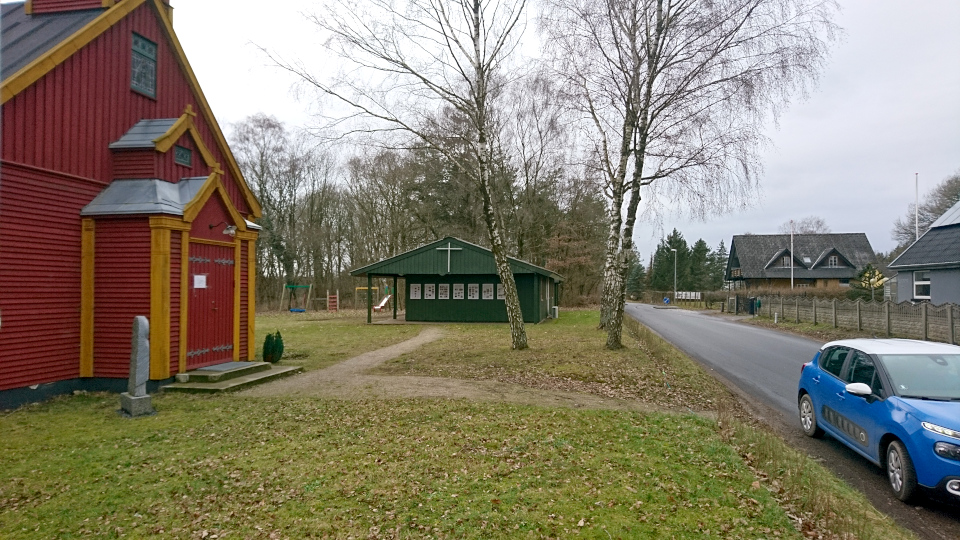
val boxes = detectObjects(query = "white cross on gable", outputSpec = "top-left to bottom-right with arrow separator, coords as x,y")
436,242 -> 462,273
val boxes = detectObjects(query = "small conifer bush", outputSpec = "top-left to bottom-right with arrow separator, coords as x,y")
263,331 -> 284,363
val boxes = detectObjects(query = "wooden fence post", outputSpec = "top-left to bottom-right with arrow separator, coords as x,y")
796,298 -> 800,324
949,305 -> 956,345
922,303 -> 928,341
885,301 -> 891,337
813,300 -> 818,326
780,296 -> 784,321
832,299 -> 838,328
856,300 -> 862,331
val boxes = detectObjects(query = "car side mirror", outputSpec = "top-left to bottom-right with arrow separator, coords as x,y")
846,382 -> 873,397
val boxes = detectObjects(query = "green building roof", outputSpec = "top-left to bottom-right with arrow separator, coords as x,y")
350,237 -> 563,282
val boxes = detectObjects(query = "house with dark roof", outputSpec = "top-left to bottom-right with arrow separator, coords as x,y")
350,237 -> 563,323
888,199 -> 960,304
725,233 -> 877,290
1,0 -> 262,407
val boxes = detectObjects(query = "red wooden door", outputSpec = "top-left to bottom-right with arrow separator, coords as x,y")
186,242 -> 235,370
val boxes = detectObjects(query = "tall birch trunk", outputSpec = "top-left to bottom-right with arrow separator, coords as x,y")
472,0 -> 527,350
597,109 -> 637,330
478,141 -> 528,350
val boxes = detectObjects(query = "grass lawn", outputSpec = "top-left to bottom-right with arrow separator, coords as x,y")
254,311 -> 420,370
0,310 -> 913,539
373,311 -> 725,412
740,315 -> 879,344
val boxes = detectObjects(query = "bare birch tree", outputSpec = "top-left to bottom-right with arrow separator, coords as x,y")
543,0 -> 838,348
273,0 -> 530,348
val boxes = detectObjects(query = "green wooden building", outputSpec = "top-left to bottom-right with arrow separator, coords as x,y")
350,237 -> 563,323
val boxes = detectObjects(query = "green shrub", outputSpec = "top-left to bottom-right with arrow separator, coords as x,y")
263,331 -> 284,363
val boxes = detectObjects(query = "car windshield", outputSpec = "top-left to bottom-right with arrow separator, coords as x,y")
878,354 -> 960,400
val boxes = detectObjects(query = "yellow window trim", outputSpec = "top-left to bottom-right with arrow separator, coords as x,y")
2,0 -> 262,219
153,105 -> 218,169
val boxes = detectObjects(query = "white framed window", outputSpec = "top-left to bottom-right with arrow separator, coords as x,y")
781,255 -> 792,267
913,271 -> 931,299
827,255 -> 838,268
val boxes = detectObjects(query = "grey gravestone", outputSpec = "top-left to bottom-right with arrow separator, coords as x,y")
120,316 -> 154,417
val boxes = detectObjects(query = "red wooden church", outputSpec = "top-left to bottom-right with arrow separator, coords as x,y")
0,0 -> 262,407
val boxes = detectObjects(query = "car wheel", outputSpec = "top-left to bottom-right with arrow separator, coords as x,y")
798,394 -> 823,438
886,440 -> 918,502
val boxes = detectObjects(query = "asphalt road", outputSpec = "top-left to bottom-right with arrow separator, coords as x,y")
624,303 -> 960,540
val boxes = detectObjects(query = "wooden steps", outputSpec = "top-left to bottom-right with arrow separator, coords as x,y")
162,362 -> 302,394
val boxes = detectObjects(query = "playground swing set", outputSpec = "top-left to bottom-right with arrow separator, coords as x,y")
278,283 -> 395,314
279,284 -> 312,313
280,285 -> 343,313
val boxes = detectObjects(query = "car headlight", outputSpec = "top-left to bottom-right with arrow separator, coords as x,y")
922,422 -> 960,441
934,442 -> 960,462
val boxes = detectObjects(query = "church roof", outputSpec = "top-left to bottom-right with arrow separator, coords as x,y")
80,177 -> 207,216
350,237 -> 563,282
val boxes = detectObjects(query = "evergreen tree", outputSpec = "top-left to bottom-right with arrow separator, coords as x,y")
649,229 -> 690,292
625,250 -> 646,299
709,240 -> 729,290
688,239 -> 710,291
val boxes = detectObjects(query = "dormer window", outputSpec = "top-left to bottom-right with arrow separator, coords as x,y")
827,255 -> 838,268
131,33 -> 157,98
781,255 -> 792,267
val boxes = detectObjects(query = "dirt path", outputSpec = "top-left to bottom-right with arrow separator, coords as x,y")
241,326 -> 669,414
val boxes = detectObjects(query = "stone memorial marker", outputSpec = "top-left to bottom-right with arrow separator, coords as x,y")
120,316 -> 154,417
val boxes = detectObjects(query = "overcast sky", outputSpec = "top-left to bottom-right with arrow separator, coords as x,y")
170,0 -> 960,260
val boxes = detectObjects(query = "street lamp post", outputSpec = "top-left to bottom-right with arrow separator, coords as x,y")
671,248 -> 677,302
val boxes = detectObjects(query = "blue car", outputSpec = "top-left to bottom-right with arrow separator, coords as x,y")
797,339 -> 960,502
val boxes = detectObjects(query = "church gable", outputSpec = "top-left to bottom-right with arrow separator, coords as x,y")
1,0 -> 260,218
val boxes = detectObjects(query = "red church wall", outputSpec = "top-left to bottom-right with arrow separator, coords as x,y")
170,231 -> 182,373
91,218 -> 151,378
111,135 -> 210,181
190,193 -> 236,242
0,2 -> 258,398
240,241 -> 249,359
112,150 -> 155,179
0,162 -> 107,391
1,2 -> 250,215
161,134 -> 209,181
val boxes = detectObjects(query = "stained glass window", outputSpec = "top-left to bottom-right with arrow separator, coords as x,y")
132,34 -> 157,97
174,145 -> 192,166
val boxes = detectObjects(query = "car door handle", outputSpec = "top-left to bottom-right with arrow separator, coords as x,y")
812,376 -> 821,384
836,392 -> 845,401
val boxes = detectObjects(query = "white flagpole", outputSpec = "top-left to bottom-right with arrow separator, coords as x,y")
790,220 -> 794,290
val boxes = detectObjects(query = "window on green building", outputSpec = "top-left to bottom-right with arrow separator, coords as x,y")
131,33 -> 157,97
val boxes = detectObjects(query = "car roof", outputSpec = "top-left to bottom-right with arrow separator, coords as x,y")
821,338 -> 960,355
